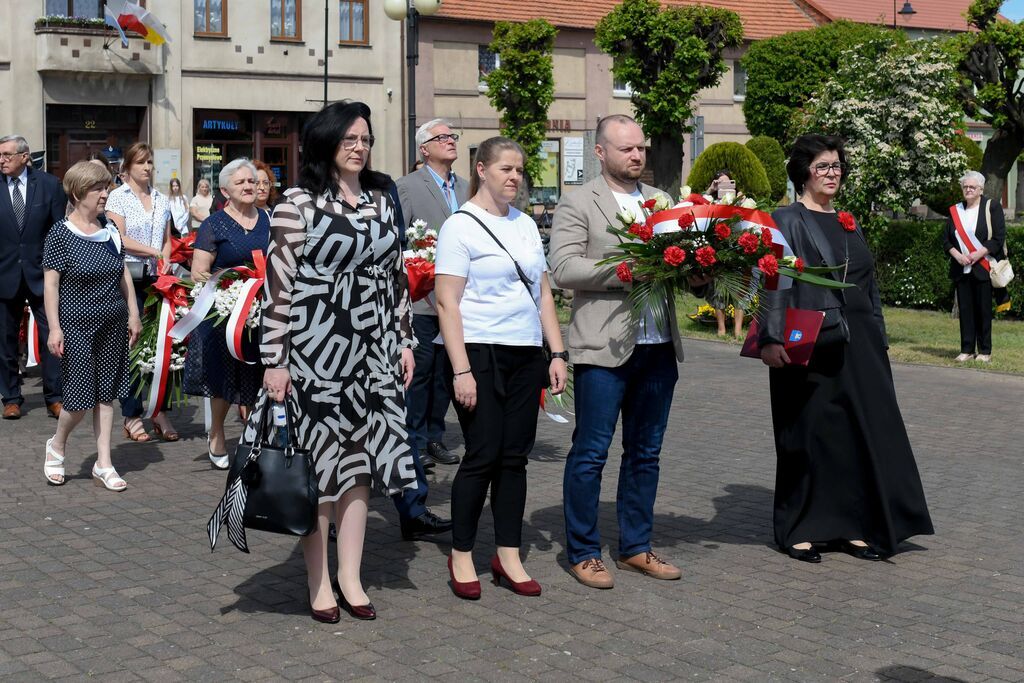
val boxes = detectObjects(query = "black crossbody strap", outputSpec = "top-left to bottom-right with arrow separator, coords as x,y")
454,209 -> 537,304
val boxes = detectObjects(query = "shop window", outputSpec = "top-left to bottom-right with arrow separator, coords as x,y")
479,46 -> 499,90
530,140 -> 561,206
271,0 -> 300,41
339,1 -> 368,45
733,60 -> 747,101
194,0 -> 227,37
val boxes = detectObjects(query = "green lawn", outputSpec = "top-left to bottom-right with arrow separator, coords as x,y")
558,293 -> 1024,375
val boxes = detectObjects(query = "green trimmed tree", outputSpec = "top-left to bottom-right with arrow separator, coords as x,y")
485,19 -> 558,186
686,142 -> 771,200
595,0 -> 743,195
923,135 -> 984,216
742,21 -> 902,146
745,136 -> 787,201
953,0 -> 1024,204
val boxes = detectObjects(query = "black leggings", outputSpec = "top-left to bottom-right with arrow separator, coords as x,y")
956,276 -> 993,355
445,344 -> 547,552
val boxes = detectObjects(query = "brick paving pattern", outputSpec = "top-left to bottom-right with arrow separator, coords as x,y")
1,339 -> 1022,682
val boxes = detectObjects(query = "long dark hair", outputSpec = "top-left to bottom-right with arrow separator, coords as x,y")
787,134 -> 847,195
298,101 -> 390,196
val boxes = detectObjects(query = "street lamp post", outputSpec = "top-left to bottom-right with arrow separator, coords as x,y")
384,0 -> 442,168
894,0 -> 916,29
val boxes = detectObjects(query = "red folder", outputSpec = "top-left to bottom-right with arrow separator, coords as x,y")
740,308 -> 826,366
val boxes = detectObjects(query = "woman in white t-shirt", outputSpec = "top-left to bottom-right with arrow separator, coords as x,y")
167,178 -> 190,236
435,136 -> 567,600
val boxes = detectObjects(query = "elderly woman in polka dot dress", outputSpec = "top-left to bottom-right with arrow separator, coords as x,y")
42,161 -> 142,491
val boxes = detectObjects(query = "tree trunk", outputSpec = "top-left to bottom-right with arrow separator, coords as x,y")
651,133 -> 684,199
980,127 -> 1024,209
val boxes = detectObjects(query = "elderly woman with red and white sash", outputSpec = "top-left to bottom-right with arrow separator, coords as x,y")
944,171 -> 1006,363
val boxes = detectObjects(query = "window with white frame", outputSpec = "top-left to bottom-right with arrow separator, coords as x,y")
733,60 -> 747,100
479,46 -> 500,88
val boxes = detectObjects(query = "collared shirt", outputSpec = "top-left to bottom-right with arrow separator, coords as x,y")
6,167 -> 28,206
104,183 -> 170,267
425,164 -> 459,214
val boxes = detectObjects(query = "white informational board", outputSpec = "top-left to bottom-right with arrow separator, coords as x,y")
562,136 -> 584,185
153,148 -> 181,191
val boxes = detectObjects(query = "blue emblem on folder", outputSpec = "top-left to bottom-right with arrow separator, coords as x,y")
789,330 -> 804,343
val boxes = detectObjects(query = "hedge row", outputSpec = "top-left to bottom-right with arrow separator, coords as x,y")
866,220 -> 1024,316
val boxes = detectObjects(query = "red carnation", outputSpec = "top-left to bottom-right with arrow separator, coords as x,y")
695,245 -> 717,267
838,211 -> 857,232
677,213 -> 695,229
642,198 -> 657,210
616,261 -> 634,283
758,254 -> 779,277
628,222 -> 653,242
793,257 -> 805,273
714,223 -> 732,240
686,194 -> 710,206
761,227 -> 774,247
738,232 -> 760,254
663,246 -> 687,267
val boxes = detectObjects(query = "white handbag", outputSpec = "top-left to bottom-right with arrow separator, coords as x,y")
985,200 -> 1015,288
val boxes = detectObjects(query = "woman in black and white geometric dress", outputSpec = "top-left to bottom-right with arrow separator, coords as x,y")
256,101 -> 417,623
41,161 -> 142,491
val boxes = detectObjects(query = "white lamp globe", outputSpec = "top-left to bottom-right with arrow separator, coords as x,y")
383,0 -> 408,21
414,0 -> 442,15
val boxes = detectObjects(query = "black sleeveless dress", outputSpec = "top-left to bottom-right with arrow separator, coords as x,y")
769,210 -> 934,555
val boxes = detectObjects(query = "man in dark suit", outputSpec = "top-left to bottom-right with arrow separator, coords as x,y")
383,119 -> 469,541
0,135 -> 66,419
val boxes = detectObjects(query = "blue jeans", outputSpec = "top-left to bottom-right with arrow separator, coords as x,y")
392,442 -> 429,521
563,343 -> 678,565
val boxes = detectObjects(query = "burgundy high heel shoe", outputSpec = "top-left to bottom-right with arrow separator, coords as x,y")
448,555 -> 481,600
490,555 -> 542,596
308,593 -> 340,624
331,579 -> 376,620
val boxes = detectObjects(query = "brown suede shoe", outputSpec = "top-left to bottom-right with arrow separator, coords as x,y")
46,402 -> 62,419
3,404 -> 20,420
569,557 -> 614,589
616,550 -> 682,580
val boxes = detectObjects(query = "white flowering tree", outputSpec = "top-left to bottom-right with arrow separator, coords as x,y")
794,39 -> 967,225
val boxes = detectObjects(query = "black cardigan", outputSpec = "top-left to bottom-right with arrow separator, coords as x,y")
757,202 -> 887,350
943,196 -> 1005,282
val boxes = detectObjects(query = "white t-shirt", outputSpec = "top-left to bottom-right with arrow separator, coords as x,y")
434,201 -> 547,346
611,189 -> 671,344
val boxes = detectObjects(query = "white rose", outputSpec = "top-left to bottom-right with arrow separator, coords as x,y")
739,197 -> 758,209
679,185 -> 692,198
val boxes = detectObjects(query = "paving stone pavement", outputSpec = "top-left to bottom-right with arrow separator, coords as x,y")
1,339 -> 1023,682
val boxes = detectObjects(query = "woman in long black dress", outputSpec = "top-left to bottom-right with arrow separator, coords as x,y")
184,158 -> 269,469
42,161 -> 142,491
758,134 -> 933,562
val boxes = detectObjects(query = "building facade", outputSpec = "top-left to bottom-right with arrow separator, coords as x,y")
417,0 -> 818,206
0,0 -> 405,196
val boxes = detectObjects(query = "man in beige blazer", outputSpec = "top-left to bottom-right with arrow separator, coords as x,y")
550,114 -> 698,589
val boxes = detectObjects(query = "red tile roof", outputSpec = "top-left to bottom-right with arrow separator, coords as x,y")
434,1 -> 820,40
803,0 -> 977,32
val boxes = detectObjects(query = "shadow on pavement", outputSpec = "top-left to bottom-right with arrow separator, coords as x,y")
876,665 -> 968,682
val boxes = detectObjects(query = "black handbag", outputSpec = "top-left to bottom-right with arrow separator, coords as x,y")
207,400 -> 318,552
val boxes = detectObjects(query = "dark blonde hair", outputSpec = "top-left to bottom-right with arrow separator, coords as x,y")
64,160 -> 112,204
469,136 -> 525,196
122,142 -> 153,176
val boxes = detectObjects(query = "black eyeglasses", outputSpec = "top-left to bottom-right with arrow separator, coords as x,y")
423,133 -> 460,145
811,162 -> 847,177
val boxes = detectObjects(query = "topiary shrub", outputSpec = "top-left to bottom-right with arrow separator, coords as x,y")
745,136 -> 787,201
686,142 -> 771,200
923,135 -> 984,216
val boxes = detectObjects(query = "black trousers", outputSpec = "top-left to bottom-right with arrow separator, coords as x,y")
445,344 -> 547,552
956,276 -> 993,354
0,281 -> 62,406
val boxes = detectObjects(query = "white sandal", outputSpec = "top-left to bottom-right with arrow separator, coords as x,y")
44,437 -> 65,486
92,464 -> 127,492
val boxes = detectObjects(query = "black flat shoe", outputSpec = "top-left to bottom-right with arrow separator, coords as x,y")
425,441 -> 460,466
841,541 -> 883,561
783,545 -> 821,563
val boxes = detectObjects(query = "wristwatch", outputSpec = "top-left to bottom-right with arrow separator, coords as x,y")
550,351 -> 569,362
